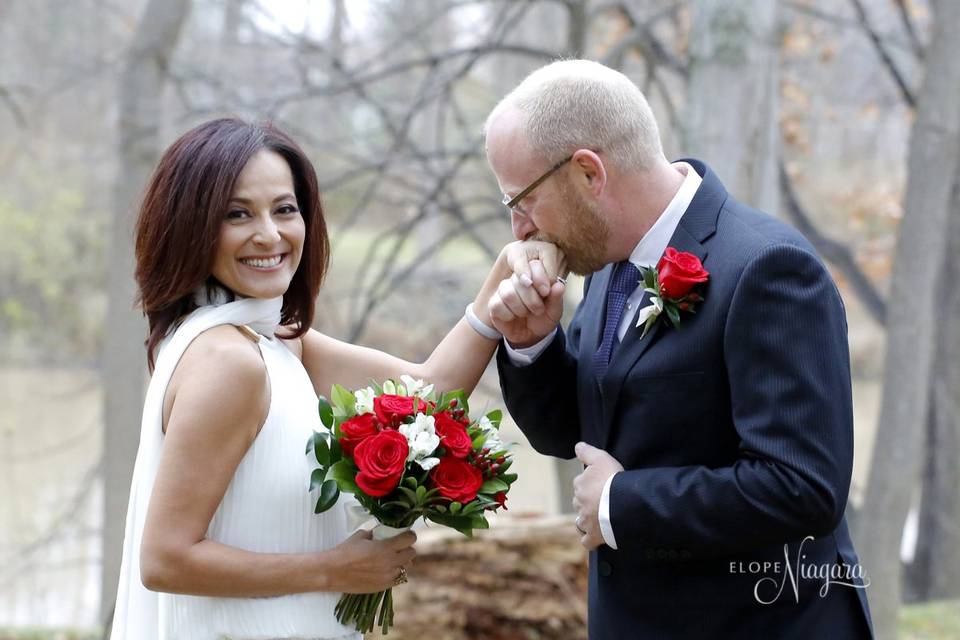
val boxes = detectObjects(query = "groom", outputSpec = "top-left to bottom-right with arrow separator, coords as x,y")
485,60 -> 873,638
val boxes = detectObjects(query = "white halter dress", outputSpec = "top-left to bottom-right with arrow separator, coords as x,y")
111,294 -> 361,640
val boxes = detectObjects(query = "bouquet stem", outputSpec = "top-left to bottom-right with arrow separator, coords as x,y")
335,588 -> 395,635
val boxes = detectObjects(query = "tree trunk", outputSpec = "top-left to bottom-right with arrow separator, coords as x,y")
100,0 -> 191,624
685,0 -> 780,213
905,159 -> 960,602
854,1 -> 960,636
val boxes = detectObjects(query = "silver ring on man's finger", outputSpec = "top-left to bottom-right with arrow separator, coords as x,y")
575,516 -> 587,536
557,276 -> 567,285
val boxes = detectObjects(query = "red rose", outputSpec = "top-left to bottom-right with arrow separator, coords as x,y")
433,412 -> 473,459
338,413 -> 379,457
656,247 -> 709,299
374,394 -> 426,426
354,429 -> 408,497
430,457 -> 483,503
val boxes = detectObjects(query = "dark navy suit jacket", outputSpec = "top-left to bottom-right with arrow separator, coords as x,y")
497,160 -> 873,639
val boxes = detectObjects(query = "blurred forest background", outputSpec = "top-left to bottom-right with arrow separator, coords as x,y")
1,0 -> 958,638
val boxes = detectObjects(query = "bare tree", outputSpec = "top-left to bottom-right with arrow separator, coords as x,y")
100,0 -> 192,624
906,167 -> 960,602
854,0 -> 960,634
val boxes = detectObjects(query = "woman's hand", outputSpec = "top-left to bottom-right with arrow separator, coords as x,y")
488,240 -> 567,347
501,239 -> 568,297
321,529 -> 417,594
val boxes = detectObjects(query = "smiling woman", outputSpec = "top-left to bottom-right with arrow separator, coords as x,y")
110,118 -> 564,640
211,151 -> 306,301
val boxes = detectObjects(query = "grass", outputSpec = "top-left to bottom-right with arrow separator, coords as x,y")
2,600 -> 958,640
899,599 -> 960,639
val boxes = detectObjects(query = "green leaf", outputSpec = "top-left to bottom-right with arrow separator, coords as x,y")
329,436 -> 342,464
314,479 -> 340,514
426,512 -> 476,537
326,460 -> 360,494
403,476 -> 418,489
484,409 -> 503,427
318,396 -> 334,429
309,468 -> 326,492
415,484 -> 426,502
332,384 -> 357,416
397,486 -> 419,506
665,303 -> 681,327
501,472 -> 518,483
314,435 -> 331,467
480,478 -> 508,493
460,501 -> 483,515
440,389 -> 469,415
449,501 -> 462,514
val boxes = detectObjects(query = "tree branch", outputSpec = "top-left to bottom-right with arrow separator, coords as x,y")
848,0 -> 917,107
778,160 -> 887,325
892,0 -> 926,59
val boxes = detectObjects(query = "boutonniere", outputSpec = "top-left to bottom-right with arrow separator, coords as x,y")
635,247 -> 709,338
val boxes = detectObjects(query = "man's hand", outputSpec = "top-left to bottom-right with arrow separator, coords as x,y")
489,240 -> 567,347
573,441 -> 625,551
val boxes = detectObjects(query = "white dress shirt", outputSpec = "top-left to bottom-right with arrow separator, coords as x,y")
505,162 -> 703,549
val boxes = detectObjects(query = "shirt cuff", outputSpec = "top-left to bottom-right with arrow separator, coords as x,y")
503,329 -> 557,367
599,472 -> 619,550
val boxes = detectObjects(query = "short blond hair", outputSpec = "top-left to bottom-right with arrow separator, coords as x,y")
486,59 -> 664,171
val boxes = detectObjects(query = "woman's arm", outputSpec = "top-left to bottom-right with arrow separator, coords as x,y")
301,240 -> 565,396
140,326 -> 415,597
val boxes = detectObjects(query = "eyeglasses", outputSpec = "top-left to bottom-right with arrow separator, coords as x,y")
501,154 -> 574,215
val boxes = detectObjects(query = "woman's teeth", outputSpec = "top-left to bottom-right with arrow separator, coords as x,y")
240,255 -> 282,268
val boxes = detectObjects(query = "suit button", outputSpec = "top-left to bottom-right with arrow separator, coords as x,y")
598,560 -> 613,576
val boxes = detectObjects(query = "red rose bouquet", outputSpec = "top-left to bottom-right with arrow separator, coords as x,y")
306,375 -> 514,635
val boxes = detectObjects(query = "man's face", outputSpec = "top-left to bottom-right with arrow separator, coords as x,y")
538,175 -> 611,275
486,109 -> 610,275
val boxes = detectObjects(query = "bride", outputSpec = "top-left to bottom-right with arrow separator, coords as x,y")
110,118 -> 565,639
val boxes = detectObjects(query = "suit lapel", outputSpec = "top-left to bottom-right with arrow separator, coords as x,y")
596,159 -> 724,448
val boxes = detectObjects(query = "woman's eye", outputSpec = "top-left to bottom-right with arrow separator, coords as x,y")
226,209 -> 248,219
277,204 -> 299,214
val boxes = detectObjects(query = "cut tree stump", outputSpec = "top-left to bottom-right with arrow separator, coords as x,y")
369,514 -> 588,639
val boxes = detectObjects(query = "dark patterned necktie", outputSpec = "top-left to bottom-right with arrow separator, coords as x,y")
592,260 -> 641,379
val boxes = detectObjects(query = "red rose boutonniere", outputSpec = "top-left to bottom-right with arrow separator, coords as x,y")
636,247 -> 709,338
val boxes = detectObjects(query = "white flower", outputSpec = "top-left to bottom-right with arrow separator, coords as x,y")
477,416 -> 506,453
416,456 -> 440,470
399,413 -> 440,463
383,379 -> 398,395
400,374 -> 434,398
484,431 -> 505,454
354,387 -> 376,415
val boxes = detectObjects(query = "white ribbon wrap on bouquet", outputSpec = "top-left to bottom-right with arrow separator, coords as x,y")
344,502 -> 412,540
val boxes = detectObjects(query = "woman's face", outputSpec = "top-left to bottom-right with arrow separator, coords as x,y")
211,149 -> 305,299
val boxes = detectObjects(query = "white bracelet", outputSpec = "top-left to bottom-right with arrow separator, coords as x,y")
465,303 -> 503,341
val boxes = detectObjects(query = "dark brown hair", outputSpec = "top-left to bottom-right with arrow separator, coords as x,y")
134,118 -> 329,370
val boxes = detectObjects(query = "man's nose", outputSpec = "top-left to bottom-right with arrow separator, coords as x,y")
511,211 -> 536,241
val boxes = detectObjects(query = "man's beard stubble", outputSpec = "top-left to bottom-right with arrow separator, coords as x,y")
537,178 -> 611,276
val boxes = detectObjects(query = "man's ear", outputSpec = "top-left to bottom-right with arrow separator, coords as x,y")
571,149 -> 606,196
